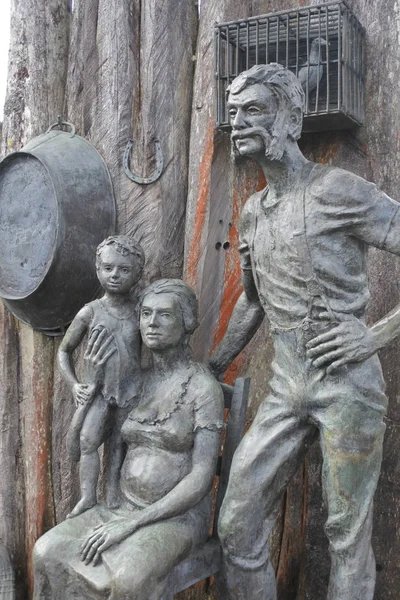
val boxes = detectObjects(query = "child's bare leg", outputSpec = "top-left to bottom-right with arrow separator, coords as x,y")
106,406 -> 129,508
68,395 -> 109,518
67,403 -> 91,462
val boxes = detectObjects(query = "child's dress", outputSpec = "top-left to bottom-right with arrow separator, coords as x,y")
86,298 -> 141,408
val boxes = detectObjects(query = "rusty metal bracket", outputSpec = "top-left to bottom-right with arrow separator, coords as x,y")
46,116 -> 76,138
123,138 -> 164,185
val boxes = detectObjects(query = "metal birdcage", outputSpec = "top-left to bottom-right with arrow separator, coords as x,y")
214,1 -> 365,132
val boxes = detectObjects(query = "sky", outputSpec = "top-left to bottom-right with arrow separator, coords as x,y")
0,0 -> 11,120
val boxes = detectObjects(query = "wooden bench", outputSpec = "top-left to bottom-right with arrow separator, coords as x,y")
167,377 -> 250,598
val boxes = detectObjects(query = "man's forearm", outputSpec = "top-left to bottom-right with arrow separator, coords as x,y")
209,292 -> 265,376
371,301 -> 400,351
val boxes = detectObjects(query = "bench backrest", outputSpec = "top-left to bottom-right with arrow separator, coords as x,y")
213,377 -> 250,537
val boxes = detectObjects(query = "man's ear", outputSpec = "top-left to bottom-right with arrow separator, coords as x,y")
288,107 -> 303,140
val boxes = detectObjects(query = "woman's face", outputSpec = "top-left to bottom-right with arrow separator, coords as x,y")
140,292 -> 185,350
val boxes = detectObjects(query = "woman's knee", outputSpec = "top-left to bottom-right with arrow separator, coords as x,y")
113,568 -> 157,600
32,534 -> 52,577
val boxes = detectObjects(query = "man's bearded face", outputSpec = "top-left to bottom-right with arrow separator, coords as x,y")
228,83 -> 287,162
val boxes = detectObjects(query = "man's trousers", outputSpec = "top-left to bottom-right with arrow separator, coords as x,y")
218,327 -> 387,600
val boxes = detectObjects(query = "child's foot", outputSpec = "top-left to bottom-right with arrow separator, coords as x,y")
67,497 -> 96,518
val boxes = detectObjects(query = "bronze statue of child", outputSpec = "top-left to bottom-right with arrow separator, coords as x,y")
58,235 -> 144,518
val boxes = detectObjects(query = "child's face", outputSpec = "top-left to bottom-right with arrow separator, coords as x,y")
97,246 -> 141,295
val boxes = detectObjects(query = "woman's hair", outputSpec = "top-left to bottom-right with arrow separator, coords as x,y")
96,235 -> 145,272
140,279 -> 199,335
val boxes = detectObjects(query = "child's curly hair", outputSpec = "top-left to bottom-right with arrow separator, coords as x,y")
96,235 -> 145,272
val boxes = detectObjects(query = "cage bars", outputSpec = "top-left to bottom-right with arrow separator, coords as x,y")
214,1 -> 365,132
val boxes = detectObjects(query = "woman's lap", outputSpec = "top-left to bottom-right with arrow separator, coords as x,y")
34,501 -> 209,599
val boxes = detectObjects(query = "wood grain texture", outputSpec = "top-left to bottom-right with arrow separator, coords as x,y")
0,0 -> 197,597
0,2 -> 69,598
0,306 -> 25,599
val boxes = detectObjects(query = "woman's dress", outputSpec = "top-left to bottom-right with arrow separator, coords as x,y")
33,365 -> 223,600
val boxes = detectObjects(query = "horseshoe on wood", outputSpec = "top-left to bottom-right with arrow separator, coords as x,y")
123,138 -> 164,185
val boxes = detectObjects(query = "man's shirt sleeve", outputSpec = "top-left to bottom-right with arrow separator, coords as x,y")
311,168 -> 400,251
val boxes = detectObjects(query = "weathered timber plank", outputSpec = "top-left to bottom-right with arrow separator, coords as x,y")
65,0 -> 140,231
0,306 -> 25,599
184,0 -> 257,364
1,0 -> 69,153
124,0 -> 198,282
0,2 -> 69,598
17,326 -> 55,597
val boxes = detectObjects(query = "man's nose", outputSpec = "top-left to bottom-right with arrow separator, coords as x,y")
231,109 -> 246,129
149,312 -> 159,326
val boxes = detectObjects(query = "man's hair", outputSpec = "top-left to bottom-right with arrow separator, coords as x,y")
227,63 -> 305,141
140,278 -> 199,335
228,63 -> 305,114
96,235 -> 145,272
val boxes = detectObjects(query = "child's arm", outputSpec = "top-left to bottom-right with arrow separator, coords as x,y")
58,306 -> 93,406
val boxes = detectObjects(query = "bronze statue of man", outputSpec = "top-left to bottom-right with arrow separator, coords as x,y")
210,63 -> 400,600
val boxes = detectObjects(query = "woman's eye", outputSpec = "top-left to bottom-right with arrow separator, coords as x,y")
141,311 -> 151,318
122,268 -> 129,274
104,267 -> 112,272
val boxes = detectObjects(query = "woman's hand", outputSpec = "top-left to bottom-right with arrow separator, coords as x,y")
80,518 -> 140,566
306,317 -> 379,374
72,382 -> 97,408
84,326 -> 117,387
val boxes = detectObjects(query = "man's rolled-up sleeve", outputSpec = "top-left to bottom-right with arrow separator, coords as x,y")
314,168 -> 400,251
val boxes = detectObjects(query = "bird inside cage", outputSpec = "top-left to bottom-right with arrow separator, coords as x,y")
298,37 -> 327,97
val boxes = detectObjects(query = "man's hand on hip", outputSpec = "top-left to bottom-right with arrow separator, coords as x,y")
305,317 -> 379,374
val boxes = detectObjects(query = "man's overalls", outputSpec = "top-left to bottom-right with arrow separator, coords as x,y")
218,163 -> 387,600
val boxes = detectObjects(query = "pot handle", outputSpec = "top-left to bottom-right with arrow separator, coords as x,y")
46,116 -> 76,138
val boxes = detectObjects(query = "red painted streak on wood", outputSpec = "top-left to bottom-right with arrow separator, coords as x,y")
186,120 -> 214,288
211,187 -> 242,350
25,349 -> 55,595
212,169 -> 266,384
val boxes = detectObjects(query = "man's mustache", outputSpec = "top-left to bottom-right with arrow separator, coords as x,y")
231,127 -> 273,145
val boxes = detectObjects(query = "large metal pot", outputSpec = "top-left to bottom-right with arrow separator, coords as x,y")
0,121 -> 116,335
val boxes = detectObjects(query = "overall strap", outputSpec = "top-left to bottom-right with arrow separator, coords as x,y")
297,162 -> 338,323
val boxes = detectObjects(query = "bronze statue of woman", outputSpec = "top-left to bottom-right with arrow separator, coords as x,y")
33,279 -> 224,599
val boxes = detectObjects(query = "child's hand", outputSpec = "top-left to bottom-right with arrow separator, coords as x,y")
72,383 -> 97,408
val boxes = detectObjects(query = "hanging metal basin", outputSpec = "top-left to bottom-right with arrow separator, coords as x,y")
0,123 -> 116,335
